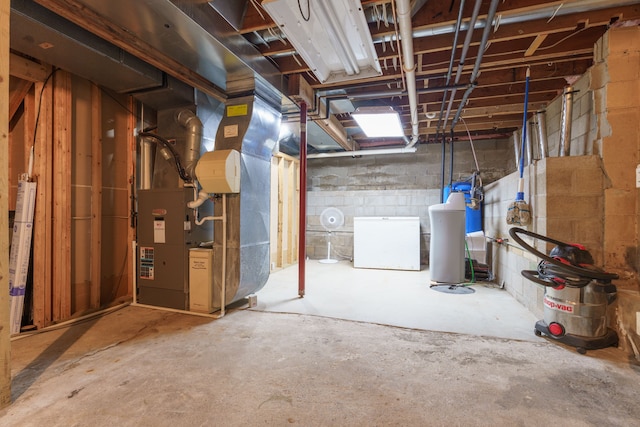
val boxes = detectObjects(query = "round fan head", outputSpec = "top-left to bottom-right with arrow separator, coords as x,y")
320,207 -> 344,231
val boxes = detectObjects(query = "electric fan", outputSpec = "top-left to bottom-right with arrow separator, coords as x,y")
319,207 -> 344,264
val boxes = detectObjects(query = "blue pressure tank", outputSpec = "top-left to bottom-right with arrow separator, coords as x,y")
443,182 -> 482,233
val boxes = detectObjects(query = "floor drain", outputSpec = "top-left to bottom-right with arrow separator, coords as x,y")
430,284 -> 476,294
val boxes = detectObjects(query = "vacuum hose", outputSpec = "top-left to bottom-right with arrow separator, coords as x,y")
508,227 -> 618,284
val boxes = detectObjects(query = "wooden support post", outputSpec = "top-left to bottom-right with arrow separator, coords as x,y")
90,84 -> 102,309
52,70 -> 72,321
32,78 -> 54,328
277,156 -> 285,268
126,96 -> 136,298
1,0 -> 12,408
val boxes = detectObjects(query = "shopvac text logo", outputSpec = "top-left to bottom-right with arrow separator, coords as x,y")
544,296 -> 574,313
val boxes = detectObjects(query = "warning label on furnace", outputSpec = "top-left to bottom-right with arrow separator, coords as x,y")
139,247 -> 155,280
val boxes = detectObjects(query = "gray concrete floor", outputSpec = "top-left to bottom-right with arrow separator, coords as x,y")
257,261 -> 539,341
1,261 -> 639,426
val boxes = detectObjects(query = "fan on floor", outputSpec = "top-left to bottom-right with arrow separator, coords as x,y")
319,207 -> 344,264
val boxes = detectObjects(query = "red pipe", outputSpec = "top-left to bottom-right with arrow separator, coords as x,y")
298,101 -> 307,297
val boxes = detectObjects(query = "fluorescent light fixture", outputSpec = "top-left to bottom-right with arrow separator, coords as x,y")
261,0 -> 382,84
351,106 -> 405,138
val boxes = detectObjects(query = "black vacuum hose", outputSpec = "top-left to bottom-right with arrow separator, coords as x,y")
508,227 -> 618,282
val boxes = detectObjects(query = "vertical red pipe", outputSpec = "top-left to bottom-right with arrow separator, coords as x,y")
298,101 -> 307,297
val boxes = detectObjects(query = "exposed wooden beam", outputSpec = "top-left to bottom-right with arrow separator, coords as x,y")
9,77 -> 33,121
240,0 -> 275,33
9,52 -> 50,82
526,34 -> 549,57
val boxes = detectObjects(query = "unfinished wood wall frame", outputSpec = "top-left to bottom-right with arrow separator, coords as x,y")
52,70 -> 73,321
90,84 -> 102,310
270,153 -> 300,271
8,58 -> 136,329
31,78 -> 54,328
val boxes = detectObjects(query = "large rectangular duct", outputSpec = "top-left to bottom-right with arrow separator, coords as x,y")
211,79 -> 281,307
11,0 -> 162,93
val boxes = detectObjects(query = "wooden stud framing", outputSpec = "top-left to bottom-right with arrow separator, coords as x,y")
90,84 -> 102,309
287,159 -> 299,265
9,52 -> 50,82
52,70 -> 72,321
9,78 -> 33,121
126,96 -> 136,297
32,79 -> 54,329
1,0 -> 12,408
277,156 -> 286,267
271,152 -> 300,270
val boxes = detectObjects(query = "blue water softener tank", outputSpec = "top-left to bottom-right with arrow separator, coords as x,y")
428,192 -> 466,284
443,182 -> 482,233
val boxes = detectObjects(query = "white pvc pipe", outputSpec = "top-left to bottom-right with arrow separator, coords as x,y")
396,0 -> 419,148
307,147 -> 417,159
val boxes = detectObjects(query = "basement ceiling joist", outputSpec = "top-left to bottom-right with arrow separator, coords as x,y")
19,0 -> 640,151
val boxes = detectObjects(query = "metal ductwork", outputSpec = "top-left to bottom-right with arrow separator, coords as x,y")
559,86 -> 574,157
11,0 -> 163,93
211,78 -> 281,307
177,109 -> 204,180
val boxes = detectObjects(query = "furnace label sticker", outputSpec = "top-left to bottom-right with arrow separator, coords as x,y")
224,124 -> 239,138
139,247 -> 155,280
153,220 -> 166,243
227,104 -> 248,117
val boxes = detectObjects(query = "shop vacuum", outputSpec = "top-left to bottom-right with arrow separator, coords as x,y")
509,227 -> 619,354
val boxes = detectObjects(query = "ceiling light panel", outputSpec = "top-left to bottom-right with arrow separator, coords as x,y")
262,0 -> 382,84
352,106 -> 405,138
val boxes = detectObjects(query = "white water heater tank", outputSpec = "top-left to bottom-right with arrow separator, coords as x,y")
428,192 -> 466,283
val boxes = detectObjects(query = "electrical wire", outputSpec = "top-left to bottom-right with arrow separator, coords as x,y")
459,117 -> 481,175
138,131 -> 191,182
32,68 -> 59,149
298,0 -> 310,21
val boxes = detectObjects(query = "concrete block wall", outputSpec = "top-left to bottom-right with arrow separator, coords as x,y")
484,162 -> 544,318
544,72 -> 596,157
596,27 -> 640,286
306,189 -> 439,263
546,155 -> 606,265
306,139 -> 514,263
598,26 -> 640,359
486,26 -> 640,359
484,155 -> 606,320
